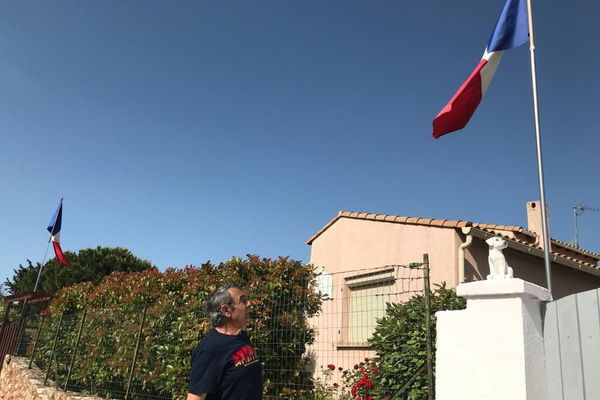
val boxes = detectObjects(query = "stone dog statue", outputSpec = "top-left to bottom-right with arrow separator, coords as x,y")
486,237 -> 514,280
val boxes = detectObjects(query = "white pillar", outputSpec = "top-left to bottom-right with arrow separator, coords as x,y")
436,278 -> 551,400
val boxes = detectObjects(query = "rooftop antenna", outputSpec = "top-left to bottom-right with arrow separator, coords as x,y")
573,203 -> 600,248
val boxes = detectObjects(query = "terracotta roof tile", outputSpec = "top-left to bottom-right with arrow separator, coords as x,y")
429,219 -> 446,227
446,220 -> 470,228
552,238 -> 600,258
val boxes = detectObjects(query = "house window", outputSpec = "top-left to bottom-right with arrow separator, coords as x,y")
316,268 -> 333,300
344,269 -> 395,346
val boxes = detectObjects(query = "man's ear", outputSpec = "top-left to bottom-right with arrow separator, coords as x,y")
220,304 -> 231,317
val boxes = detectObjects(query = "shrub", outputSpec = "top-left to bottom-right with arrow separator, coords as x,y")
33,256 -> 321,399
368,284 -> 466,400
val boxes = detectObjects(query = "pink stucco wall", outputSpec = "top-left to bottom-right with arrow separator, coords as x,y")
309,217 -> 460,286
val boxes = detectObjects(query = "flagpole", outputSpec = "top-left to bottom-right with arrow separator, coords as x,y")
34,198 -> 63,293
526,0 -> 553,298
33,241 -> 52,293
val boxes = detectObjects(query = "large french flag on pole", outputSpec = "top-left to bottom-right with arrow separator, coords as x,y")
47,198 -> 68,265
432,0 -> 529,139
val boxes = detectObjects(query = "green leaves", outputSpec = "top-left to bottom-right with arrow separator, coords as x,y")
368,283 -> 466,399
33,255 -> 322,399
5,246 -> 154,295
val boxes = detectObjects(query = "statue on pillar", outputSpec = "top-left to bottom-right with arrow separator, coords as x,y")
486,237 -> 514,280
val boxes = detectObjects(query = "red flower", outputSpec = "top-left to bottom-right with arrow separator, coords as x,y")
327,364 -> 335,370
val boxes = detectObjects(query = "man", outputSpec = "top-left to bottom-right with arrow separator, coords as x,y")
187,285 -> 263,400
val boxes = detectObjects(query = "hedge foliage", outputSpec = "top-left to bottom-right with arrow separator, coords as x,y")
368,284 -> 466,400
34,256 -> 321,399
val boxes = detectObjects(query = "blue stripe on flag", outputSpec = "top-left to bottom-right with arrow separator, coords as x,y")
47,201 -> 63,235
487,0 -> 529,52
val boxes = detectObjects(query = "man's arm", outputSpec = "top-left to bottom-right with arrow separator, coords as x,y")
187,393 -> 206,400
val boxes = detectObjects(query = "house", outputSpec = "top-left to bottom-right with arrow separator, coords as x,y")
305,201 -> 600,377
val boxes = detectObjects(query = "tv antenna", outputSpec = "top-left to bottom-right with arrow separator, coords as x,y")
573,203 -> 600,248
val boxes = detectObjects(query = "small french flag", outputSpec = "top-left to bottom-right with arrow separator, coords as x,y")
432,0 -> 529,138
47,198 -> 68,265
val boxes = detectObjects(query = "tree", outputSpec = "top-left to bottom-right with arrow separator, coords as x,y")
4,246 -> 155,295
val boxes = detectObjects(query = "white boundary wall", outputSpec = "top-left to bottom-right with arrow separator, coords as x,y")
436,279 -> 550,400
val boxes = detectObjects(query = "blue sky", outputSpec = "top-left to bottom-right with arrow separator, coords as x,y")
1,0 -> 599,288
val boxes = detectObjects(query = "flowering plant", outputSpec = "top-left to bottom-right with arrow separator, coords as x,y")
342,358 -> 379,400
313,364 -> 343,400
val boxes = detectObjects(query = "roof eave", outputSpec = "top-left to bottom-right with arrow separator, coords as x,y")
306,210 -> 472,245
306,211 -> 344,245
466,227 -> 600,278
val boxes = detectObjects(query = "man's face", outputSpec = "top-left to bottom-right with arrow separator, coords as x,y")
225,287 -> 251,329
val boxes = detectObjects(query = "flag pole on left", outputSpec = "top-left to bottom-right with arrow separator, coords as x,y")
34,198 -> 69,292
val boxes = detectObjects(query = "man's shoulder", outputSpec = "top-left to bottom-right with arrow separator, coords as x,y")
198,328 -> 220,343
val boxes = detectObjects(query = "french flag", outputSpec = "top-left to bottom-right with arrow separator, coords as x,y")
432,0 -> 529,139
47,198 -> 68,265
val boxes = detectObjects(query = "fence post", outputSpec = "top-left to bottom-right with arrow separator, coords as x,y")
44,311 -> 65,385
0,302 -> 13,344
14,298 -> 30,355
423,253 -> 434,400
125,303 -> 148,400
28,316 -> 45,369
0,302 -> 14,373
64,309 -> 87,390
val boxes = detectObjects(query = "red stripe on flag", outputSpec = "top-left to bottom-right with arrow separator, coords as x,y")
52,241 -> 69,265
432,59 -> 488,139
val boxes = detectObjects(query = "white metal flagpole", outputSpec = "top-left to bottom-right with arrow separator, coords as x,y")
526,0 -> 553,298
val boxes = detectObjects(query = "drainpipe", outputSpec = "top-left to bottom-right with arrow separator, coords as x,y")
458,227 -> 473,284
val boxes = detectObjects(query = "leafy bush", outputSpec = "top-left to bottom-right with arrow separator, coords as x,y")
33,256 -> 321,399
368,284 -> 466,400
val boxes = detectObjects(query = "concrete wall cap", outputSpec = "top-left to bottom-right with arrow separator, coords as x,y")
456,278 -> 551,301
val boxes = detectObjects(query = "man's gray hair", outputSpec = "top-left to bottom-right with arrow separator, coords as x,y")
205,284 -> 242,328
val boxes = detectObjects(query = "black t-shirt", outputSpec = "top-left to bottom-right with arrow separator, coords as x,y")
189,329 -> 263,400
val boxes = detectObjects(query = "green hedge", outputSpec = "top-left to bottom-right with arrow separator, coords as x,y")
33,256 -> 321,399
368,284 -> 466,400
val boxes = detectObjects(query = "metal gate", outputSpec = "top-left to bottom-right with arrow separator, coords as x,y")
544,287 -> 600,400
0,323 -> 20,370
0,291 -> 52,373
